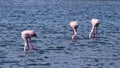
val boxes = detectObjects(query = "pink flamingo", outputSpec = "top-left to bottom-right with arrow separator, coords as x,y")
69,21 -> 78,40
21,30 -> 37,51
89,18 -> 99,39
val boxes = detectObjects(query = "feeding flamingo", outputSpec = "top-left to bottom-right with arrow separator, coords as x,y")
89,18 -> 99,39
69,21 -> 79,40
21,30 -> 37,51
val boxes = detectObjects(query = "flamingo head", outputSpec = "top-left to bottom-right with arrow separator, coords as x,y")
32,32 -> 37,37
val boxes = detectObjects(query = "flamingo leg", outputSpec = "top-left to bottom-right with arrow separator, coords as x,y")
92,29 -> 94,38
95,27 -> 98,39
24,42 -> 27,51
29,38 -> 34,50
93,27 -> 97,39
27,39 -> 30,50
27,44 -> 30,50
91,28 -> 96,39
23,38 -> 29,51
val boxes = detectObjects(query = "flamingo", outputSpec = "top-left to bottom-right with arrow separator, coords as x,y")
69,21 -> 78,40
89,18 -> 99,39
21,30 -> 37,51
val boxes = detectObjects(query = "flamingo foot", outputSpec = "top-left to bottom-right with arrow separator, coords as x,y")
27,45 -> 30,50
93,33 -> 97,40
32,47 -> 35,50
31,44 -> 35,50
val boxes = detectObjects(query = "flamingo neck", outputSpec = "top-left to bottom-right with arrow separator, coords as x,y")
72,28 -> 77,39
73,29 -> 76,35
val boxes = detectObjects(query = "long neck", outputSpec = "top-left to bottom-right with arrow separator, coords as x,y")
89,26 -> 95,38
73,28 -> 77,36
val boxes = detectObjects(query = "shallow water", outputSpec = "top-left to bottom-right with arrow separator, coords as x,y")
0,0 -> 120,68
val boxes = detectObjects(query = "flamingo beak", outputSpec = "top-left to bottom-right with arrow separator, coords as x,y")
33,33 -> 38,37
35,34 -> 37,37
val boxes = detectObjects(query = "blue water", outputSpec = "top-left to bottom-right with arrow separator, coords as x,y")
0,0 -> 120,68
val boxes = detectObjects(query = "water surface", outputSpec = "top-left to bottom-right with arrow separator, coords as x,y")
0,0 -> 120,68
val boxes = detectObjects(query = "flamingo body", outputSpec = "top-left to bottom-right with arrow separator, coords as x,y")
91,19 -> 99,27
